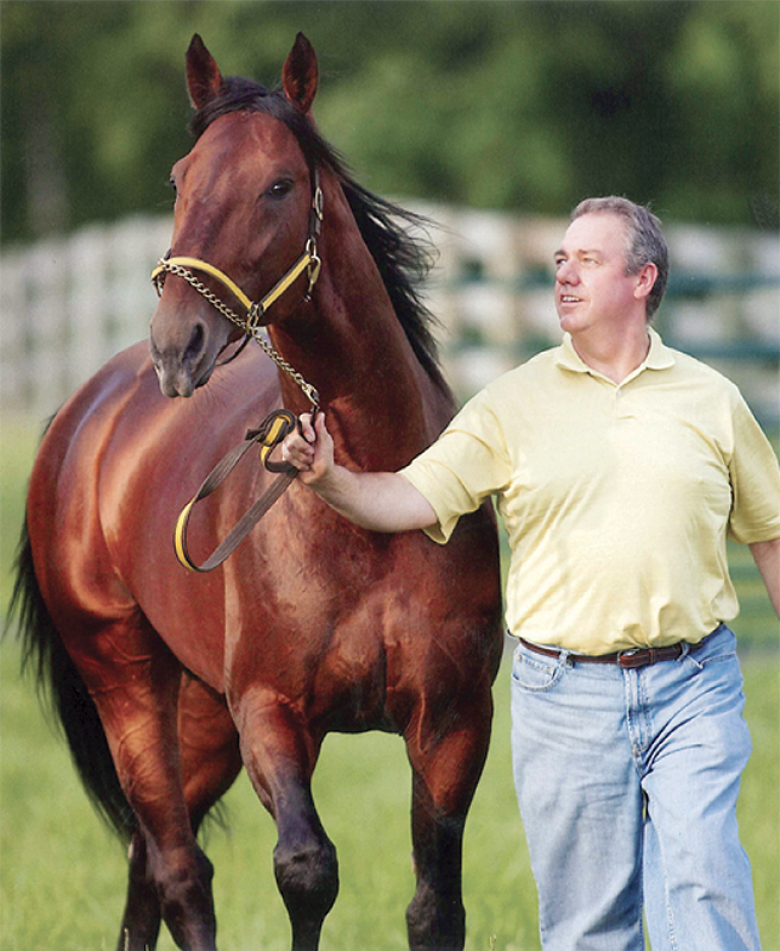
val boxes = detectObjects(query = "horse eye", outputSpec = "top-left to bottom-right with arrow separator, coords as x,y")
267,180 -> 293,200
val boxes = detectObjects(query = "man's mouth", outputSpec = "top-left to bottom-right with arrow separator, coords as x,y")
560,295 -> 581,304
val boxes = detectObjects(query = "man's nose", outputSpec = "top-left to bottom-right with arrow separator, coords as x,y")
557,260 -> 579,284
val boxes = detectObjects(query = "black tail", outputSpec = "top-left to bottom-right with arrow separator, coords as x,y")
6,517 -> 137,842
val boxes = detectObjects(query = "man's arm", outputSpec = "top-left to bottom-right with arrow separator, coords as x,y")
281,413 -> 438,533
749,537 -> 780,620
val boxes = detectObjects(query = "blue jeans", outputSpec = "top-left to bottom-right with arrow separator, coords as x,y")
510,625 -> 761,951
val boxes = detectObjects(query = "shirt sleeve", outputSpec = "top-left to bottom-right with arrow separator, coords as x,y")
399,388 -> 512,544
728,392 -> 780,544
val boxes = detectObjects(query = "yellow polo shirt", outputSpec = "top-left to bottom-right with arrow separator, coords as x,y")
401,331 -> 780,654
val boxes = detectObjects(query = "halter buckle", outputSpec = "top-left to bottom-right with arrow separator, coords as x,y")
313,185 -> 324,223
306,241 -> 322,298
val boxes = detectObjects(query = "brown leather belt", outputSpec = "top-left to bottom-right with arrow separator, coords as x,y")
519,637 -> 705,670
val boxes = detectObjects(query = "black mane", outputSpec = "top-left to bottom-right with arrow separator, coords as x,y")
190,75 -> 450,395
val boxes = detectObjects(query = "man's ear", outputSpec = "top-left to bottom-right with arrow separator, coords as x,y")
633,262 -> 658,302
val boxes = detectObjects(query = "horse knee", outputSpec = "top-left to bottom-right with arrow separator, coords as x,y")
273,836 -> 339,923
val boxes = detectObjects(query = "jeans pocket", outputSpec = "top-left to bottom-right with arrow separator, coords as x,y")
511,648 -> 565,693
685,624 -> 738,672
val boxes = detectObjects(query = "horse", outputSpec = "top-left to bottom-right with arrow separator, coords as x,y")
10,33 -> 503,951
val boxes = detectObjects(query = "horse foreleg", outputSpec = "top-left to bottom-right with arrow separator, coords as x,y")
234,700 -> 338,951
177,674 -> 243,834
109,720 -> 216,951
405,701 -> 492,951
119,831 -> 162,951
274,790 -> 338,951
118,674 -> 241,951
406,772 -> 467,951
76,622 -> 217,951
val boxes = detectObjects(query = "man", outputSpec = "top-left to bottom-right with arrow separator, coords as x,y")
282,197 -> 780,950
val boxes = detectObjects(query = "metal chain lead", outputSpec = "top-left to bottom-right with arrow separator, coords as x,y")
157,261 -> 319,410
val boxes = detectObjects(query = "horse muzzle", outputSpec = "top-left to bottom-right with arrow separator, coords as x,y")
149,315 -> 219,398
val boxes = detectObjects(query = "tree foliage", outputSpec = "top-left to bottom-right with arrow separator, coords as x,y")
1,0 -> 778,245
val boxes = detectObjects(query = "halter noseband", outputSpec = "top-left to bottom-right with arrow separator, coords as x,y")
151,170 -> 324,411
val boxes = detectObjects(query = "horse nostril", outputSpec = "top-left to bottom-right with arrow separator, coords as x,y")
184,322 -> 206,365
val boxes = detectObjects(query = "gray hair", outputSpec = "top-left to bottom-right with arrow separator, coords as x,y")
571,197 -> 669,320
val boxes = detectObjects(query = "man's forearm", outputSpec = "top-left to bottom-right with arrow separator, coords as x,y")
750,537 -> 780,620
307,465 -> 438,534
281,412 -> 438,533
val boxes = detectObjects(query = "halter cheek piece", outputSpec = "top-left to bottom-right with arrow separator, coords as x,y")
150,170 -> 324,573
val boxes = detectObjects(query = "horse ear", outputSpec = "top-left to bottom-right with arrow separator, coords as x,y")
282,33 -> 318,115
186,34 -> 223,109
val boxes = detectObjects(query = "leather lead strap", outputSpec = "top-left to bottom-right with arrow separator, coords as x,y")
174,410 -> 299,573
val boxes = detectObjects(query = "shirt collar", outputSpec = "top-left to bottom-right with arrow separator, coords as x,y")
555,328 -> 675,381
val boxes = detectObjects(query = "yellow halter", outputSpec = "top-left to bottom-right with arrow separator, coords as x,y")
151,172 -> 324,410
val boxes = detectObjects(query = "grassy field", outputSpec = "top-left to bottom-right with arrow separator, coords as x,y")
1,412 -> 778,950
0,636 -> 778,951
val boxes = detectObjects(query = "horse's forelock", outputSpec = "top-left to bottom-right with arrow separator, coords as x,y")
189,76 -> 330,165
189,76 -> 270,140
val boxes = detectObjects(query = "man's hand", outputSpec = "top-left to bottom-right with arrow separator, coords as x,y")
280,412 -> 438,533
282,412 -> 334,486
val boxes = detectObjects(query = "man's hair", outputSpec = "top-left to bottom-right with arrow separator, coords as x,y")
571,197 -> 669,319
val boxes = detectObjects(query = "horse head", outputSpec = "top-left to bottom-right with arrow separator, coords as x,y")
150,33 -> 320,398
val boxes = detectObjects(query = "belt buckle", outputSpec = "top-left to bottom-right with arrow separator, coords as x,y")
618,648 -> 647,670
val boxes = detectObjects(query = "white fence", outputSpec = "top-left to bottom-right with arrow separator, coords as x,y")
2,209 -> 778,424
1,216 -> 172,417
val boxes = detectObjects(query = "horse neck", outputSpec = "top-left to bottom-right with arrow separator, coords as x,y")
270,174 -> 453,471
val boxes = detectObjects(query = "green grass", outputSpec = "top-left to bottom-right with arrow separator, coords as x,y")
1,411 -> 778,950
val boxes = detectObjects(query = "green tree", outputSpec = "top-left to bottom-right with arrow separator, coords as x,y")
1,0 -> 777,246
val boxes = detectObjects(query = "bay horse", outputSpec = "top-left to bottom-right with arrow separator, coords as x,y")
11,33 -> 503,951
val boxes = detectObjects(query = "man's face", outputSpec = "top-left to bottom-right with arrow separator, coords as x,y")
554,212 -> 644,336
